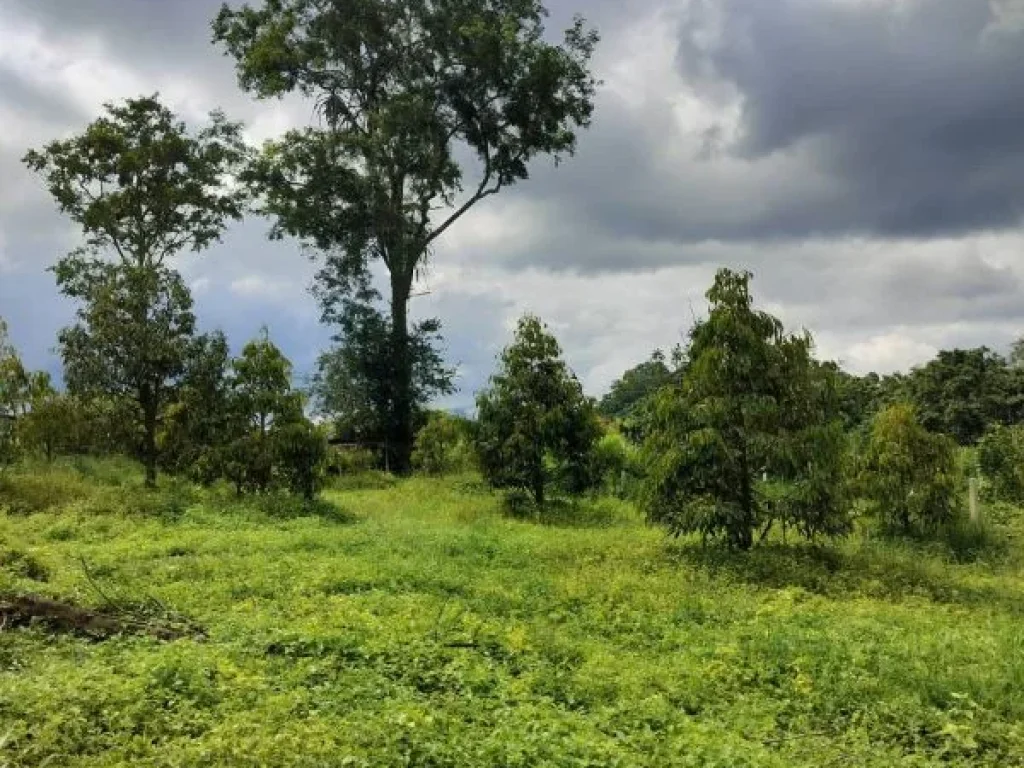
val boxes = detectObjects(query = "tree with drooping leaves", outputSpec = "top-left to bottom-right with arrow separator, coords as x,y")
475,315 -> 602,507
855,403 -> 959,534
641,269 -> 850,549
23,95 -> 249,486
213,0 -> 599,472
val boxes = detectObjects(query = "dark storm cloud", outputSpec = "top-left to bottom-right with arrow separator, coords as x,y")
680,0 -> 1024,238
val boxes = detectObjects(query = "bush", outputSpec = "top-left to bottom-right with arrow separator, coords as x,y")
326,445 -> 379,475
412,412 -> 475,475
977,424 -> 1024,503
856,404 -> 960,534
274,420 -> 329,500
591,430 -> 644,499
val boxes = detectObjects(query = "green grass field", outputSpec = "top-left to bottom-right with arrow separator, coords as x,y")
2,460 -> 1024,766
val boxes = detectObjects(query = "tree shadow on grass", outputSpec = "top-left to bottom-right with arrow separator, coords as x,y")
663,539 -> 1024,613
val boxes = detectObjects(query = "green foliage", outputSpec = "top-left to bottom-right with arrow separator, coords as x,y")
273,420 -> 329,500
312,277 -> 455,461
3,460 -> 1024,765
642,269 -> 850,549
0,318 -> 24,471
412,411 -> 475,475
24,96 -> 249,487
214,0 -> 598,472
977,424 -> 1024,503
591,429 -> 645,499
903,347 -> 1022,445
476,315 -> 602,507
159,332 -> 234,482
18,391 -> 86,462
598,348 -> 682,420
856,404 -> 961,534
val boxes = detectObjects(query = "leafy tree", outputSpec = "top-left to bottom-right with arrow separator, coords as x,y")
412,411 -> 475,475
213,0 -> 599,472
0,319 -> 24,470
159,332 -> 234,482
641,270 -> 849,549
904,347 -> 1019,445
312,277 -> 454,462
475,315 -> 601,507
224,329 -> 305,493
856,404 -> 959,533
273,420 -> 329,499
598,348 -> 683,421
18,391 -> 86,463
24,96 -> 248,486
1010,336 -> 1024,369
977,423 -> 1024,503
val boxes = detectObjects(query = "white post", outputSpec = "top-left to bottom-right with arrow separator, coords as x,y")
969,477 -> 980,523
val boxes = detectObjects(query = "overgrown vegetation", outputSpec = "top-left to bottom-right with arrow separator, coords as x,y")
1,459 -> 1023,766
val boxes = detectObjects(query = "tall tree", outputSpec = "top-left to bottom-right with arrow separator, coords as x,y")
598,348 -> 683,420
475,315 -> 601,507
213,0 -> 599,471
24,96 -> 248,486
903,347 -> 1019,445
641,270 -> 849,549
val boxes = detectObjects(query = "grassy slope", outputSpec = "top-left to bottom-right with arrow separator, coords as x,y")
1,462 -> 1024,767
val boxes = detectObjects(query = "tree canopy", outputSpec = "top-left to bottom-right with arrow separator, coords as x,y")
213,0 -> 599,471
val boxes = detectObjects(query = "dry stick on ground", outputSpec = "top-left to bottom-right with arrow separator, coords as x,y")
0,593 -> 206,641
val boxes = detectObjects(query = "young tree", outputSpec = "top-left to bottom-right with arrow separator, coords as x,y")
312,277 -> 454,463
213,0 -> 599,472
977,423 -> 1024,503
412,411 -> 475,475
225,329 -> 305,493
159,331 -> 234,481
641,270 -> 849,549
475,315 -> 601,507
856,404 -> 959,533
24,96 -> 248,486
0,319 -> 25,471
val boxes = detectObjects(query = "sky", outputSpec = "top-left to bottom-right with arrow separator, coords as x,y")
1,0 -> 1024,411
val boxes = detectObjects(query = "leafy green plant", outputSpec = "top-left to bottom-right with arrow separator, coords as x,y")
977,424 -> 1024,503
641,269 -> 850,549
475,315 -> 602,507
412,412 -> 475,476
856,403 -> 961,534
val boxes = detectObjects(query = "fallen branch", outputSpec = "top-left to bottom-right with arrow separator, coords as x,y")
0,593 -> 205,641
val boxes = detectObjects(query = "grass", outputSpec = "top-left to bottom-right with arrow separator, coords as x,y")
1,460 -> 1024,766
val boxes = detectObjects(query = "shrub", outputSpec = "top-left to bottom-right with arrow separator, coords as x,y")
857,404 -> 960,534
412,412 -> 475,475
977,424 -> 1024,503
274,420 -> 329,500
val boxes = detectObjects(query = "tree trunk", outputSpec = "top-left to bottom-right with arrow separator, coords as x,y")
389,268 -> 414,475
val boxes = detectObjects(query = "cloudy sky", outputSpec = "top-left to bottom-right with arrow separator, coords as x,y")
2,0 -> 1024,409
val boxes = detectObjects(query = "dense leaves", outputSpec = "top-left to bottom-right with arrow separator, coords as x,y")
213,0 -> 599,471
412,411 -> 475,475
856,404 -> 960,533
641,270 -> 850,549
476,315 -> 602,506
24,96 -> 249,486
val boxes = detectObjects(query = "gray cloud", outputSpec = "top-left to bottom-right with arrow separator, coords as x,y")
2,0 -> 1024,409
679,0 -> 1024,238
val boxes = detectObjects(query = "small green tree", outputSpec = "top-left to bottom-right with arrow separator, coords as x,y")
159,332 -> 234,482
475,315 -> 601,507
224,329 -> 304,494
641,270 -> 849,549
412,411 -> 475,475
857,404 -> 959,533
977,423 -> 1024,503
24,95 -> 248,486
273,420 -> 329,500
0,319 -> 22,471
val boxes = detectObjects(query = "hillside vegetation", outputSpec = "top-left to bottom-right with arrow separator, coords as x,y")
2,460 -> 1023,767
